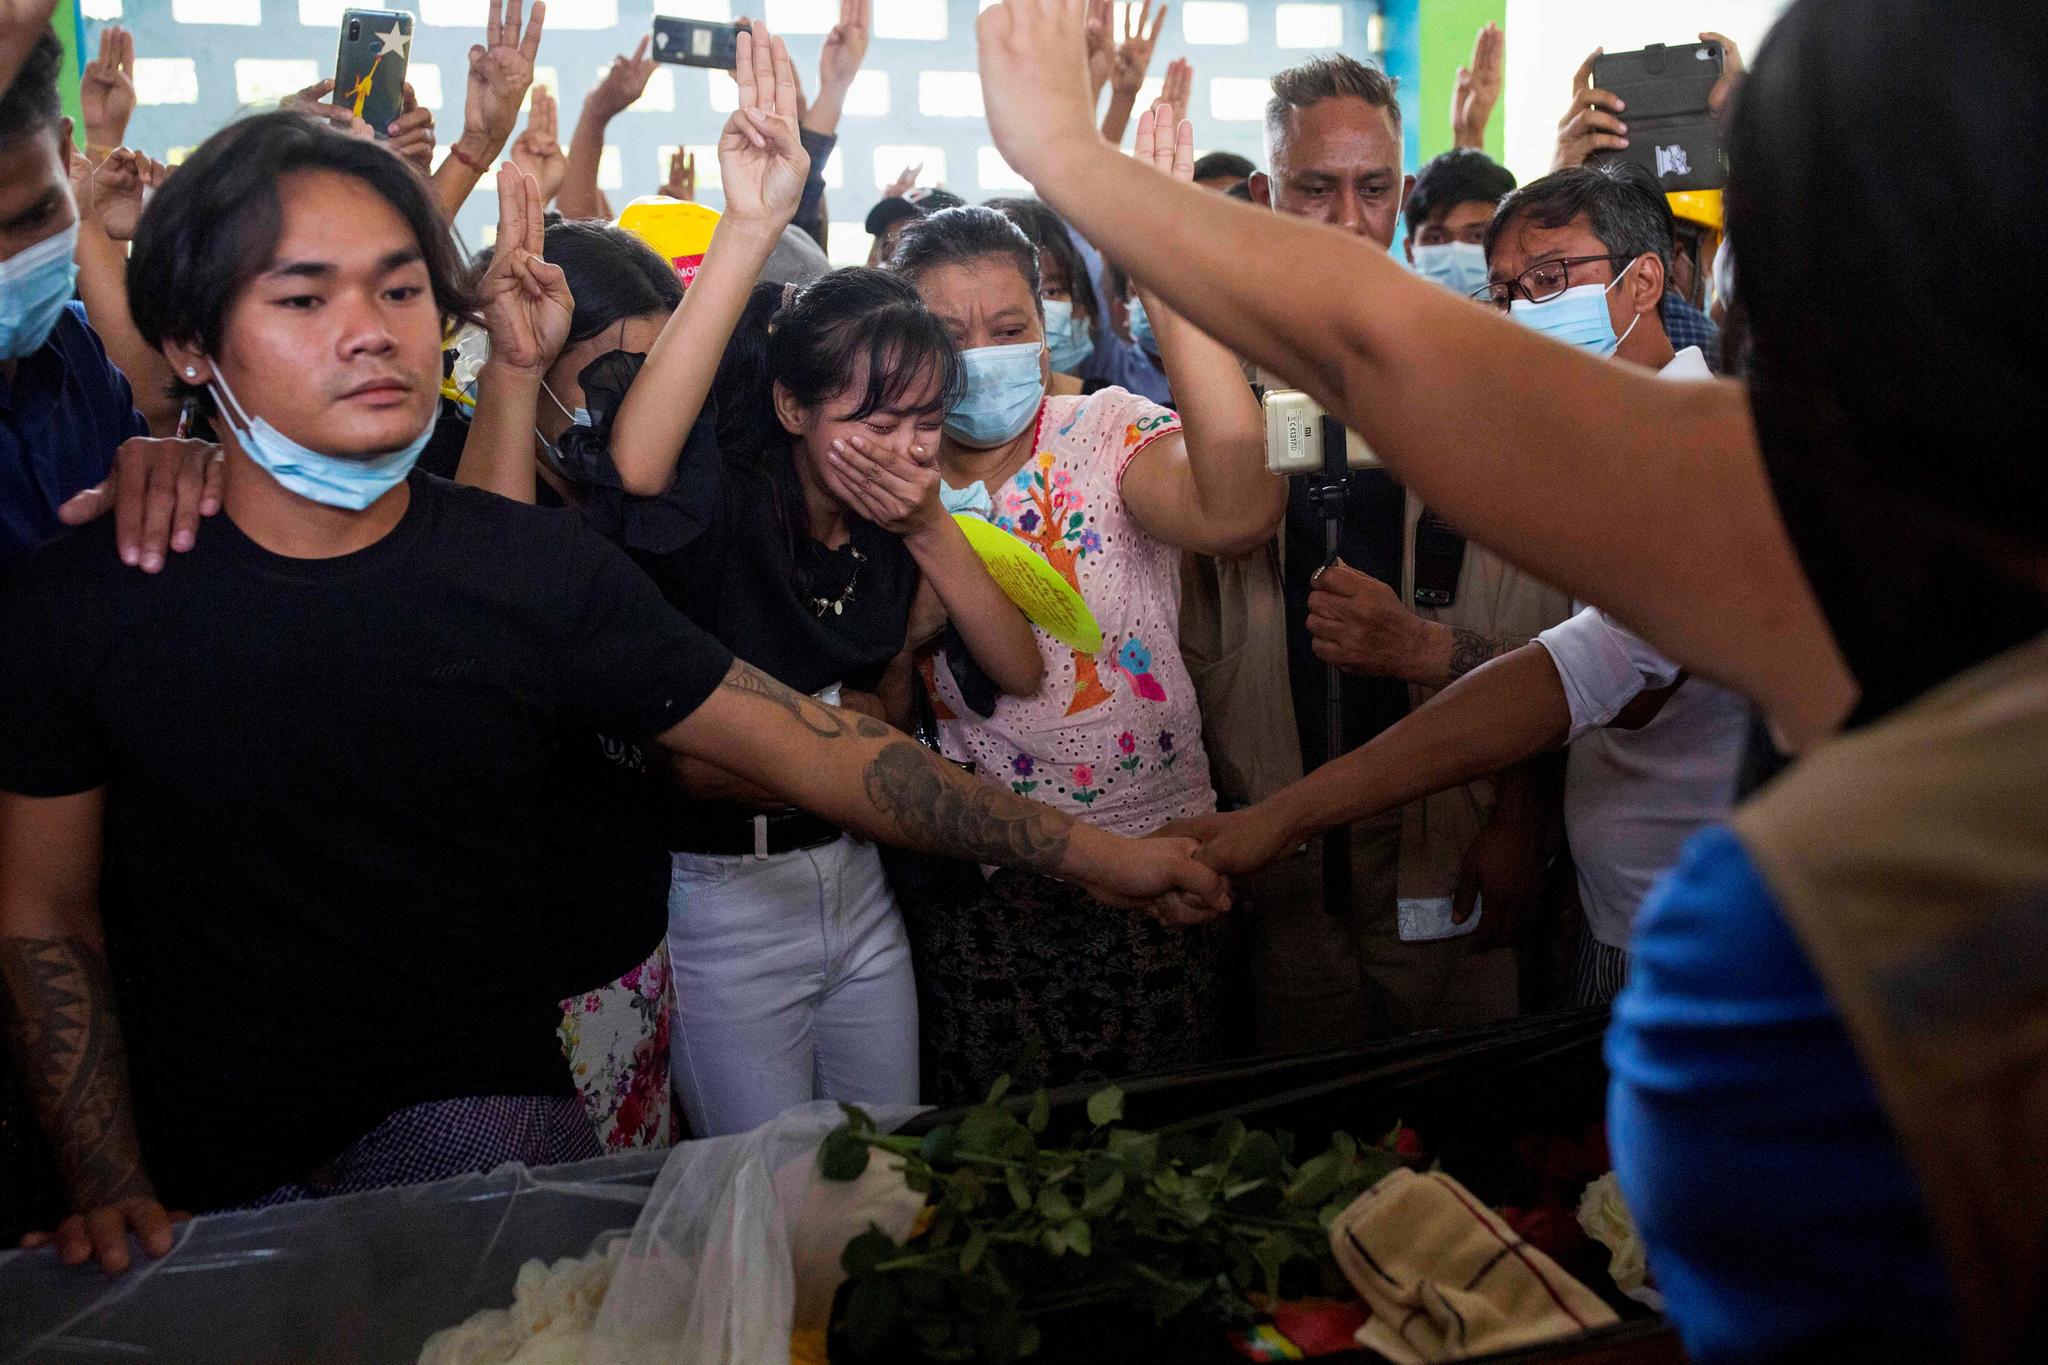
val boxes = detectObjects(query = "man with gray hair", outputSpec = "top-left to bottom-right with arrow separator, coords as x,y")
1250,53 -> 1410,242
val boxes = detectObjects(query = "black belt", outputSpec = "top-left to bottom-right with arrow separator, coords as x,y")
669,807 -> 843,858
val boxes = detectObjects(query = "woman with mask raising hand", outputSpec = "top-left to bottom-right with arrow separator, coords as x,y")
458,27 -> 1044,1138
883,99 -> 1282,1103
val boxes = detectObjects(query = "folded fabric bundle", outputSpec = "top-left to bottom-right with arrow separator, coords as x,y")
1329,1168 -> 1618,1363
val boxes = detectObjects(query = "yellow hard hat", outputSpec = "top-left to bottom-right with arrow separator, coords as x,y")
616,196 -> 722,287
1665,189 -> 1723,232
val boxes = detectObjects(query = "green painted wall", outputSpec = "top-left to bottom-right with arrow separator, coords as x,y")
1415,0 -> 1507,165
53,0 -> 84,147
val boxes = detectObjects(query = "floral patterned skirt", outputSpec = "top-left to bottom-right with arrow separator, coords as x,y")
900,868 -> 1225,1106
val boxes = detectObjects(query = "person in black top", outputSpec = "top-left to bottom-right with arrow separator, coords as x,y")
457,35 -> 1044,1137
0,108 -> 1228,1277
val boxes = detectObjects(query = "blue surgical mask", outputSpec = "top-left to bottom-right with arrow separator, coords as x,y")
1042,298 -> 1094,375
1411,241 -> 1490,299
209,366 -> 431,510
944,341 -> 1046,448
0,221 -> 81,360
940,478 -> 994,520
1127,296 -> 1158,356
1508,258 -> 1642,356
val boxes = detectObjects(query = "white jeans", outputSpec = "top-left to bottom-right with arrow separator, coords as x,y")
666,833 -> 919,1137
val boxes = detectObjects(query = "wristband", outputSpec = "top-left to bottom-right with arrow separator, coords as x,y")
447,142 -> 488,175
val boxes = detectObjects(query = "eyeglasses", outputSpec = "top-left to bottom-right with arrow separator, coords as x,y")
1471,254 -> 1637,313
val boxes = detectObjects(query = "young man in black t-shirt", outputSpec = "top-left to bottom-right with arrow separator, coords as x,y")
0,113 -> 1227,1275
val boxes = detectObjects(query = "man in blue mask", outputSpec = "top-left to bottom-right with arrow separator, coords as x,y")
0,113 -> 1227,1275
0,28 -> 150,572
1401,149 -> 1515,300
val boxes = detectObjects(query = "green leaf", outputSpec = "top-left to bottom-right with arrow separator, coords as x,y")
843,1274 -> 902,1353
1035,1187 -> 1074,1222
1152,1167 -> 1184,1197
1086,1085 -> 1125,1127
1006,1165 -> 1033,1211
920,1125 -> 960,1165
1209,1117 -> 1247,1166
960,1227 -> 990,1274
1040,1226 -> 1068,1256
840,1226 -> 897,1279
1025,1089 -> 1050,1134
818,1129 -> 871,1182
1251,1232 -> 1294,1303
959,1105 -> 1021,1155
1175,1194 -> 1213,1227
1106,1128 -> 1159,1175
1081,1167 -> 1125,1214
986,1074 -> 1014,1105
1331,1130 -> 1357,1162
837,1101 -> 877,1134
1062,1217 -> 1093,1256
1235,1130 -> 1283,1181
1285,1151 -> 1343,1207
1017,1322 -> 1042,1358
1150,1276 -> 1210,1322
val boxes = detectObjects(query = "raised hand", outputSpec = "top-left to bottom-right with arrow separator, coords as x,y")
1133,96 -> 1194,182
717,23 -> 810,231
387,82 -> 436,176
477,163 -> 573,376
508,84 -> 566,204
1159,56 -> 1192,120
0,0 -> 61,98
588,33 -> 656,121
281,78 -> 374,139
1701,30 -> 1746,116
463,0 -> 546,154
1452,21 -> 1503,150
1553,48 -> 1626,171
821,434 -> 943,536
88,147 -> 160,242
1084,0 -> 1114,97
818,0 -> 870,96
81,24 -> 137,154
661,147 -> 696,201
1111,0 -> 1168,98
977,0 -> 1101,184
881,162 -> 922,199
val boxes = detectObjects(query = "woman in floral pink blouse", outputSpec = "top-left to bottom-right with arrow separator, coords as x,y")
875,103 -> 1284,1100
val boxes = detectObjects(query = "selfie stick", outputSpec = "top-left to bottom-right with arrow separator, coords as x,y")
1308,420 -> 1352,920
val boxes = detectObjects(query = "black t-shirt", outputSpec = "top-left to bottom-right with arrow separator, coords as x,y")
0,473 -> 733,1209
632,457 -> 920,696
1283,468 -> 1412,768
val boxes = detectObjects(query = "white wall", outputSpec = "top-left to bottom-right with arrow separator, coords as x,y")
1499,0 -> 1793,183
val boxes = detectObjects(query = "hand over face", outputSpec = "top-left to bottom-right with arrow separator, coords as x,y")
821,433 -> 942,536
1306,560 -> 1428,680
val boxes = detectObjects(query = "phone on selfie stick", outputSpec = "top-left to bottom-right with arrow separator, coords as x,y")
651,16 -> 743,71
1262,387 -> 1381,918
335,8 -> 414,137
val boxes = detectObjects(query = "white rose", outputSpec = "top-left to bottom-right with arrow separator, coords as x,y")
1576,1171 -> 1648,1296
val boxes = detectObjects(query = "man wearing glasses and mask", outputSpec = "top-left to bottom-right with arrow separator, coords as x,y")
1191,162 -> 1751,1008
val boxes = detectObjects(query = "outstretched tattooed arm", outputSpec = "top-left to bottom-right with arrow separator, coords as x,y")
1,788 -> 183,1272
657,660 -> 1230,923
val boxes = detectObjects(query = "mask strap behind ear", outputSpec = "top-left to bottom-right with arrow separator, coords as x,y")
205,363 -> 256,438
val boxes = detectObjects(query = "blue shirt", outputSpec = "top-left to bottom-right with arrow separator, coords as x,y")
0,302 -> 148,571
1606,824 -> 1958,1360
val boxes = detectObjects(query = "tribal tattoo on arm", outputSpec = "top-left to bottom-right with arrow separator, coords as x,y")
1446,627 -> 1525,681
711,661 -> 1073,874
0,935 -> 152,1210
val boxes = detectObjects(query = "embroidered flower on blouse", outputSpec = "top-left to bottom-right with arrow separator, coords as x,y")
1072,764 -> 1095,786
1119,639 -> 1154,675
1018,508 -> 1042,534
1011,754 -> 1035,776
1116,732 -> 1137,754
1079,529 -> 1103,554
1158,731 -> 1175,752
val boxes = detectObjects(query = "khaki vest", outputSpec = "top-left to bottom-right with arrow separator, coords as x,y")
1179,541 -> 1304,807
1396,493 -> 1574,900
1734,634 -> 2048,1361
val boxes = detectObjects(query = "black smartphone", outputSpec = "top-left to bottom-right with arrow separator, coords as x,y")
335,8 -> 413,136
1589,40 -> 1728,191
651,16 -> 741,71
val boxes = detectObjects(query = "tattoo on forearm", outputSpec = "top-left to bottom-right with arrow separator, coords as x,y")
862,742 -> 1072,876
717,661 -> 857,739
1,935 -> 151,1209
1447,628 -> 1523,681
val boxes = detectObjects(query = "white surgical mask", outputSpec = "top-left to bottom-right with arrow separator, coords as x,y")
209,365 -> 430,510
